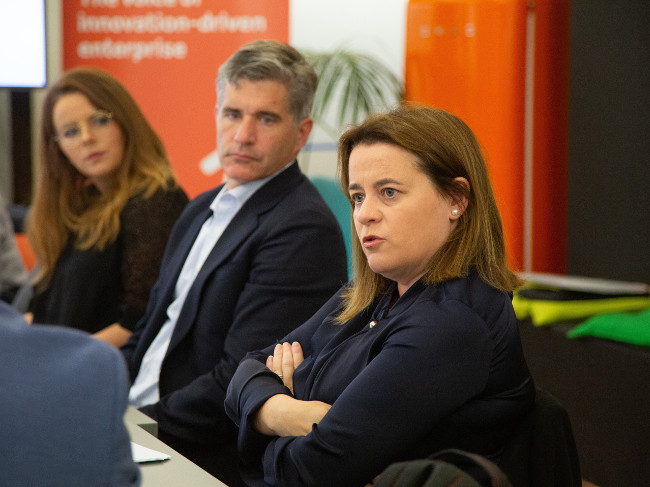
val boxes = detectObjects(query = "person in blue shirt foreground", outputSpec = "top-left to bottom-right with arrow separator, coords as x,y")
225,105 -> 535,486
0,301 -> 140,486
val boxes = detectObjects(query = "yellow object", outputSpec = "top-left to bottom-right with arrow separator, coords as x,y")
513,292 -> 650,326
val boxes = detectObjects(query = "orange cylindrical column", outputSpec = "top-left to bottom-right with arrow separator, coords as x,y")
405,0 -> 568,273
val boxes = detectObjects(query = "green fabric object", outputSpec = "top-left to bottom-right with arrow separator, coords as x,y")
567,308 -> 650,346
512,291 -> 650,326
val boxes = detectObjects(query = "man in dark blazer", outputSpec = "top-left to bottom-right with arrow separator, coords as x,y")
0,302 -> 140,487
121,40 -> 348,484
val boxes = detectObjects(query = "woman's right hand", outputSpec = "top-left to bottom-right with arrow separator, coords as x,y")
266,341 -> 304,394
256,341 -> 331,437
254,394 -> 331,437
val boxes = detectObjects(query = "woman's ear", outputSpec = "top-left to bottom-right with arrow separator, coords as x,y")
450,177 -> 469,220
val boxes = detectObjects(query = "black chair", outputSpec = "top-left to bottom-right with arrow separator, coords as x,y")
498,388 -> 581,487
8,203 -> 29,233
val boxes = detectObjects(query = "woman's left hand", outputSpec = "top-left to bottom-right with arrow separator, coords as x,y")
266,341 -> 304,394
254,394 -> 331,437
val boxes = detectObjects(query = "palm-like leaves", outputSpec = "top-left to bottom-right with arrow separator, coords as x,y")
303,48 -> 403,138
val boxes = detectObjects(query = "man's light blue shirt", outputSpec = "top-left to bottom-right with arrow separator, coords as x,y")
128,164 -> 291,407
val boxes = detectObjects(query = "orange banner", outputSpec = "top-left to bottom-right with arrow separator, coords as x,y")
63,0 -> 289,197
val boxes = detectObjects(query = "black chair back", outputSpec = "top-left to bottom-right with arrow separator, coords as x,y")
498,388 -> 581,487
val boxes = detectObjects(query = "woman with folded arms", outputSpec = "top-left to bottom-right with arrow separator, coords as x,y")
225,105 -> 535,486
26,67 -> 188,347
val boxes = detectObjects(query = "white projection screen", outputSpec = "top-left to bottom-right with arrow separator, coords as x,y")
0,0 -> 47,88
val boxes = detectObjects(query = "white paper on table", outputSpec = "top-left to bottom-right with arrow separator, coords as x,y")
518,272 -> 649,295
131,442 -> 171,463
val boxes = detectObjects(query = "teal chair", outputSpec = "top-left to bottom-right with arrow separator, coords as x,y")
311,177 -> 353,279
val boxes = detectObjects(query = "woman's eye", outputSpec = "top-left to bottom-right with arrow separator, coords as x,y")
63,127 -> 79,139
94,115 -> 111,126
383,188 -> 397,198
351,193 -> 364,204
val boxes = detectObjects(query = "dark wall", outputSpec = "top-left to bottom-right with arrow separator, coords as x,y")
568,0 -> 650,283
10,91 -> 33,206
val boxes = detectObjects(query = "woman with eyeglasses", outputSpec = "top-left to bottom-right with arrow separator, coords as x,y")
26,67 -> 189,347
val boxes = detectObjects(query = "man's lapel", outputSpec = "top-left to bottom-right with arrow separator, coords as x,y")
166,162 -> 305,352
141,190 -> 219,346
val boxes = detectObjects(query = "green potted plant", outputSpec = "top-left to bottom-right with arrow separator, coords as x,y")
302,47 -> 404,139
300,48 -> 402,278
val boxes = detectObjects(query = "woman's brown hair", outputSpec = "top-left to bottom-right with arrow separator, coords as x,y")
27,67 -> 178,287
336,105 -> 522,323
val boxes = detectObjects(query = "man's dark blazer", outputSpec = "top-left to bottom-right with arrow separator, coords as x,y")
120,162 -> 347,482
0,302 -> 140,487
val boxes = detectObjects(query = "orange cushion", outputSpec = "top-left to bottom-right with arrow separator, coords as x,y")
14,233 -> 35,271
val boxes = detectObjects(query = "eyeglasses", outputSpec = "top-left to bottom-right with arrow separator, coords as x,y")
54,110 -> 114,145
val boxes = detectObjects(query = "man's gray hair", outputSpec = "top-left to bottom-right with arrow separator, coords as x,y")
216,40 -> 318,123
